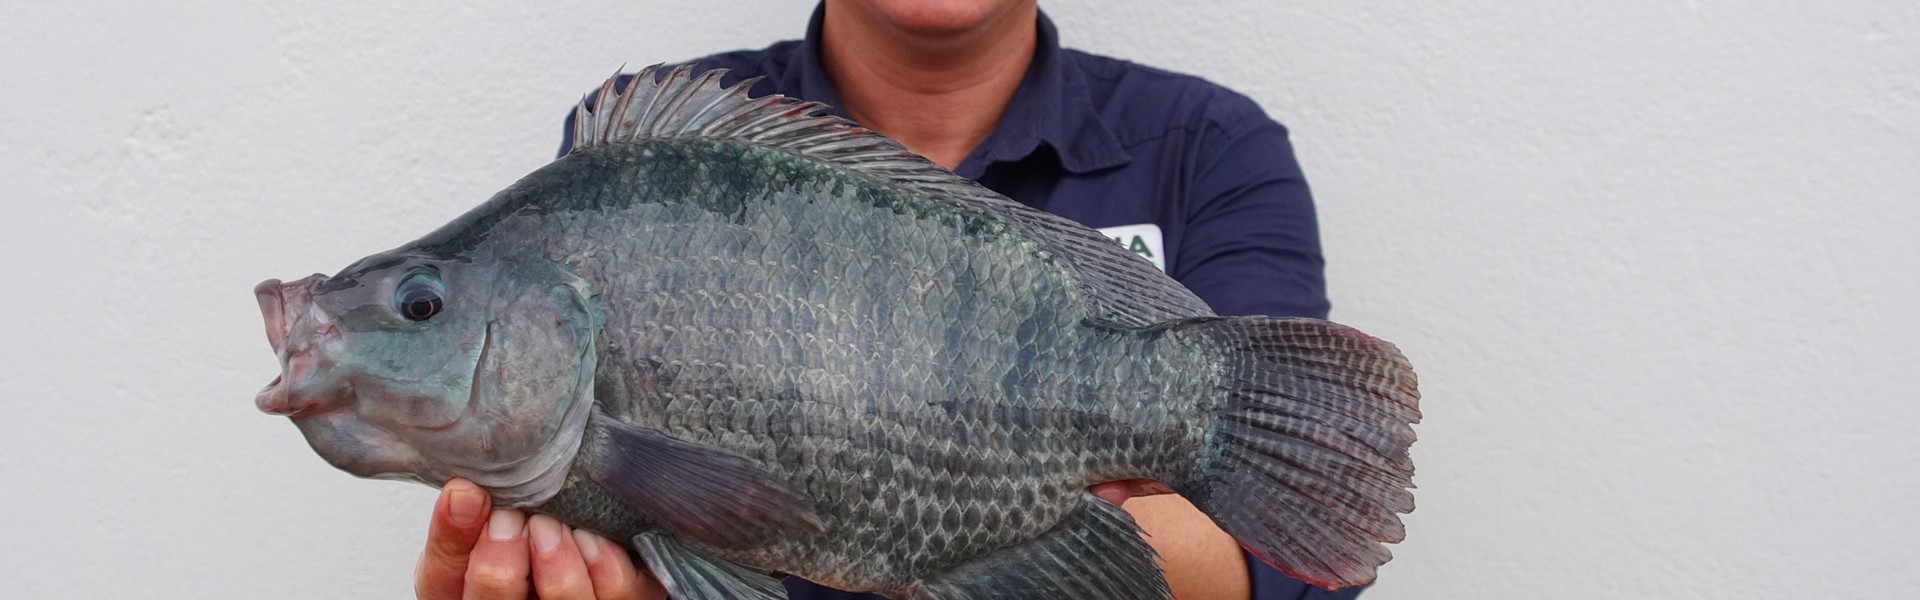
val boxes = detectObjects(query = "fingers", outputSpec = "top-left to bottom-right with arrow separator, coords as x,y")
416,478 -> 664,599
462,509 -> 531,599
526,514 -> 667,600
416,479 -> 491,600
572,528 -> 668,600
527,514 -> 595,599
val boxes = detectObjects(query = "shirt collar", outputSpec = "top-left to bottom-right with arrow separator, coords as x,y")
787,4 -> 848,120
787,4 -> 1131,177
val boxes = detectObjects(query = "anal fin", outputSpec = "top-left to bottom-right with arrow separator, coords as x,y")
906,494 -> 1171,600
633,532 -> 786,600
585,412 -> 822,549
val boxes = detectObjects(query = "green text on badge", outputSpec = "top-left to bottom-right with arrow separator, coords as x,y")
1095,223 -> 1166,272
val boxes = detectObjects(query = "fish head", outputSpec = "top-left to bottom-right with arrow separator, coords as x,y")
255,251 -> 600,505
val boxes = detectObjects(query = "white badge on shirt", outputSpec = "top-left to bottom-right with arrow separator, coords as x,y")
1096,223 -> 1166,272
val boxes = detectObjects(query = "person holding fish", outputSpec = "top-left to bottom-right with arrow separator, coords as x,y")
394,1 -> 1393,599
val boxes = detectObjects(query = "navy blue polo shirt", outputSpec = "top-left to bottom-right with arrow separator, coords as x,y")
560,5 -> 1346,599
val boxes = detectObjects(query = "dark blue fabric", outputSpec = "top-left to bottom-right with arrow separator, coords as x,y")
561,4 -> 1346,598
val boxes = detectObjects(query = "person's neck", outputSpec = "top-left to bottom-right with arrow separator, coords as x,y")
819,5 -> 1037,170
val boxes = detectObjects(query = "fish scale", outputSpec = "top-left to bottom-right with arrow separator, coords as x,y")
540,143 -> 1115,586
253,65 -> 1419,599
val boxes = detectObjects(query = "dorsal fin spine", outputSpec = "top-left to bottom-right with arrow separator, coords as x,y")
659,69 -> 727,136
640,71 -> 688,136
629,69 -> 670,136
684,79 -> 759,136
752,118 -> 835,146
609,72 -> 648,140
697,96 -> 786,139
791,131 -> 868,153
591,71 -> 626,144
743,104 -> 828,141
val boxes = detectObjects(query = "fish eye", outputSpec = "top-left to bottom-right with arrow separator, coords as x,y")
394,271 -> 446,322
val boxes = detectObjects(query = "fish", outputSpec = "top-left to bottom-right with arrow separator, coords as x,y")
252,64 -> 1421,599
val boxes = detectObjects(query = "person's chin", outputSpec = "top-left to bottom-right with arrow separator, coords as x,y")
846,0 -> 1031,37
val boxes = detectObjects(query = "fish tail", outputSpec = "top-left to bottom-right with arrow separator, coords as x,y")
1172,317 -> 1420,590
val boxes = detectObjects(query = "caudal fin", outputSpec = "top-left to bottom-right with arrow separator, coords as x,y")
1176,317 -> 1421,590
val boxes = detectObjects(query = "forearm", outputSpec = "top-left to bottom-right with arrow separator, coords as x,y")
1125,495 -> 1251,600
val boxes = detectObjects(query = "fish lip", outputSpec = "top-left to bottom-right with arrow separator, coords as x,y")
254,279 -> 289,354
255,273 -> 327,356
255,274 -> 341,417
255,374 -> 289,414
255,364 -> 350,417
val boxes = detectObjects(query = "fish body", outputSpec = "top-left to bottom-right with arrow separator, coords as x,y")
254,66 -> 1420,599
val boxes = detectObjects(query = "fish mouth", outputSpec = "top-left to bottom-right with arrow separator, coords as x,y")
255,274 -> 343,417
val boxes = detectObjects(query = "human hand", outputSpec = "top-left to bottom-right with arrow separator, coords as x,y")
414,478 -> 667,599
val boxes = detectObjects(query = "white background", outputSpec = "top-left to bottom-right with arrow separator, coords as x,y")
3,1 -> 1916,598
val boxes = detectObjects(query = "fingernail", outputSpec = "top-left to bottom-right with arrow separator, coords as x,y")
573,529 -> 602,562
447,482 -> 487,527
529,515 -> 564,554
487,509 -> 525,542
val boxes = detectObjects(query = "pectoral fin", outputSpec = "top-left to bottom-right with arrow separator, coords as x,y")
905,494 -> 1171,600
632,532 -> 787,600
585,413 -> 822,549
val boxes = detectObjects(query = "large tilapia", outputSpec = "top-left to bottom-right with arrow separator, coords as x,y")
253,65 -> 1420,599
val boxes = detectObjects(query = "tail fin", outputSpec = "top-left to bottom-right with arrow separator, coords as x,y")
1175,317 -> 1421,590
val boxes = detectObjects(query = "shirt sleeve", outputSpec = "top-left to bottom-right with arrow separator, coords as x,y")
1170,97 -> 1329,321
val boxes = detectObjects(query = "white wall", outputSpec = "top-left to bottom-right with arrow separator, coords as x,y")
3,1 -> 1914,598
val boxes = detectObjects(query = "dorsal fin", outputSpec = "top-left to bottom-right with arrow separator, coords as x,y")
569,64 -> 1215,327
571,64 -> 905,161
